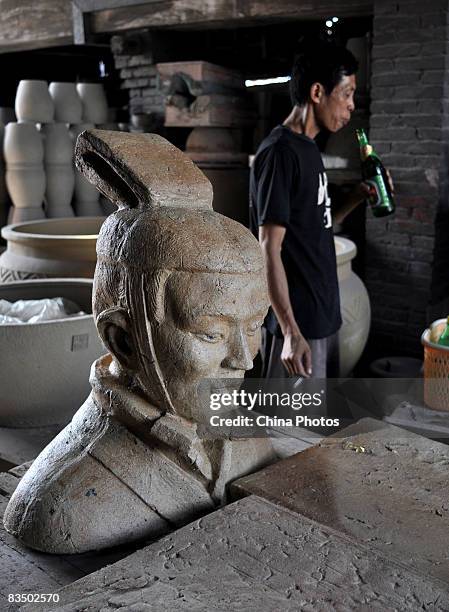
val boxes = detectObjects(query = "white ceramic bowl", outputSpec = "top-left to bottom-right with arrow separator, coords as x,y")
0,278 -> 105,427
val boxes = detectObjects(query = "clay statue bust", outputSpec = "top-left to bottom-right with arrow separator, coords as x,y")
4,130 -> 275,554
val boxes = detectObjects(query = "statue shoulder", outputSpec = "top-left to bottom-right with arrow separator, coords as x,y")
3,396 -> 169,553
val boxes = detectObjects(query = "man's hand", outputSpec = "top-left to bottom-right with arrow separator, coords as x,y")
334,169 -> 395,225
352,181 -> 372,204
355,168 -> 395,205
281,333 -> 312,377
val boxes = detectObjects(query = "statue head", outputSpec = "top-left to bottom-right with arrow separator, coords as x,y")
75,130 -> 269,421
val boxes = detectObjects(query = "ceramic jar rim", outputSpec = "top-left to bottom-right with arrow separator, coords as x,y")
18,79 -> 49,86
335,236 -> 357,266
1,217 -> 104,242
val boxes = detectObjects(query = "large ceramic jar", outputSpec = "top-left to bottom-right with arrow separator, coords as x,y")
3,122 -> 45,222
0,217 -> 104,282
0,278 -> 105,427
48,82 -> 83,124
15,80 -> 54,123
42,123 -> 75,217
335,236 -> 371,376
70,122 -> 103,216
76,82 -> 108,124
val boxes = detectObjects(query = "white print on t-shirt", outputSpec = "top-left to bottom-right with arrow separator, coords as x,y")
317,172 -> 332,229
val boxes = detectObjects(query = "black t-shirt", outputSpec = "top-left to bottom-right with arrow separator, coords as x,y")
250,125 -> 342,339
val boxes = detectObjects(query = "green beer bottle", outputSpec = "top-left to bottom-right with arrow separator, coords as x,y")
356,128 -> 395,217
438,316 -> 449,347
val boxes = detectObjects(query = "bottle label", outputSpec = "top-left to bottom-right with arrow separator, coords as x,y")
366,176 -> 390,208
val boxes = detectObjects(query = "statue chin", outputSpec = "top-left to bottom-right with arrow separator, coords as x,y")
3,129 -> 276,554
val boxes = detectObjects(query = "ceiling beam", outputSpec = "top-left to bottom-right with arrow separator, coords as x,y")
91,0 -> 373,33
0,0 -> 373,53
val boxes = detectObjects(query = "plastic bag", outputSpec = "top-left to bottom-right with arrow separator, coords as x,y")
0,297 -> 85,324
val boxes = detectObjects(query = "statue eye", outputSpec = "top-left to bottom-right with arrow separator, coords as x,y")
195,332 -> 223,343
246,320 -> 263,336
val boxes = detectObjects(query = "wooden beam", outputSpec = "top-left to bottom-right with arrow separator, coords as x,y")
92,0 -> 373,33
0,0 -> 373,54
72,0 -> 161,44
0,0 -> 72,52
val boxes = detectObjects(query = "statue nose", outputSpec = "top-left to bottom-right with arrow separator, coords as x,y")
221,328 -> 253,371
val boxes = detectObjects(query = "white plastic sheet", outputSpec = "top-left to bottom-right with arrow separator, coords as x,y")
0,298 -> 85,324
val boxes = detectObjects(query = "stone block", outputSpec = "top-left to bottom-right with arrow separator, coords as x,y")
132,65 -> 157,78
121,78 -> 150,89
113,56 -> 129,70
371,42 -> 422,60
21,494 -> 449,612
231,418 -> 449,584
119,68 -> 133,79
128,54 -> 153,67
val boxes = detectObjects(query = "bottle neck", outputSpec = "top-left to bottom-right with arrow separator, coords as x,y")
356,129 -> 369,146
357,130 -> 373,160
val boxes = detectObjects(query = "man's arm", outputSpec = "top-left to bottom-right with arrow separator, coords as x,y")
259,223 -> 312,377
333,182 -> 371,226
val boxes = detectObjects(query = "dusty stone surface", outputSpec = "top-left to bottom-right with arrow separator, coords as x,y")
21,495 -> 449,612
231,417 -> 449,584
4,130 -> 275,553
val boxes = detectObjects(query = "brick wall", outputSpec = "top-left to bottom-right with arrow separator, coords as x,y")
368,0 -> 449,356
111,32 -> 165,127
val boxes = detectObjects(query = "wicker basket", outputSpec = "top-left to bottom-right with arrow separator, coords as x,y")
422,319 -> 449,411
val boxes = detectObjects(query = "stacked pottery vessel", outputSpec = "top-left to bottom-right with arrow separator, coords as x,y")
4,81 -> 51,222
2,79 -> 111,223
42,123 -> 75,218
3,120 -> 45,223
71,83 -> 108,216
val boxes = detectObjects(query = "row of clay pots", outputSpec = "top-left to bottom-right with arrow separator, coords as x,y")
3,122 -> 102,222
15,80 -> 108,125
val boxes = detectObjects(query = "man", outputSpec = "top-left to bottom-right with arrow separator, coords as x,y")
250,41 -> 375,379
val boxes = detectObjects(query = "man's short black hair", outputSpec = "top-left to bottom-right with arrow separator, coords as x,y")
290,40 -> 358,107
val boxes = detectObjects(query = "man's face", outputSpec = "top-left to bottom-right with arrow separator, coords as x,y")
150,271 -> 269,421
314,74 -> 356,133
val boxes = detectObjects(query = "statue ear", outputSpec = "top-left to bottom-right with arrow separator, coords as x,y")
96,307 -> 137,371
